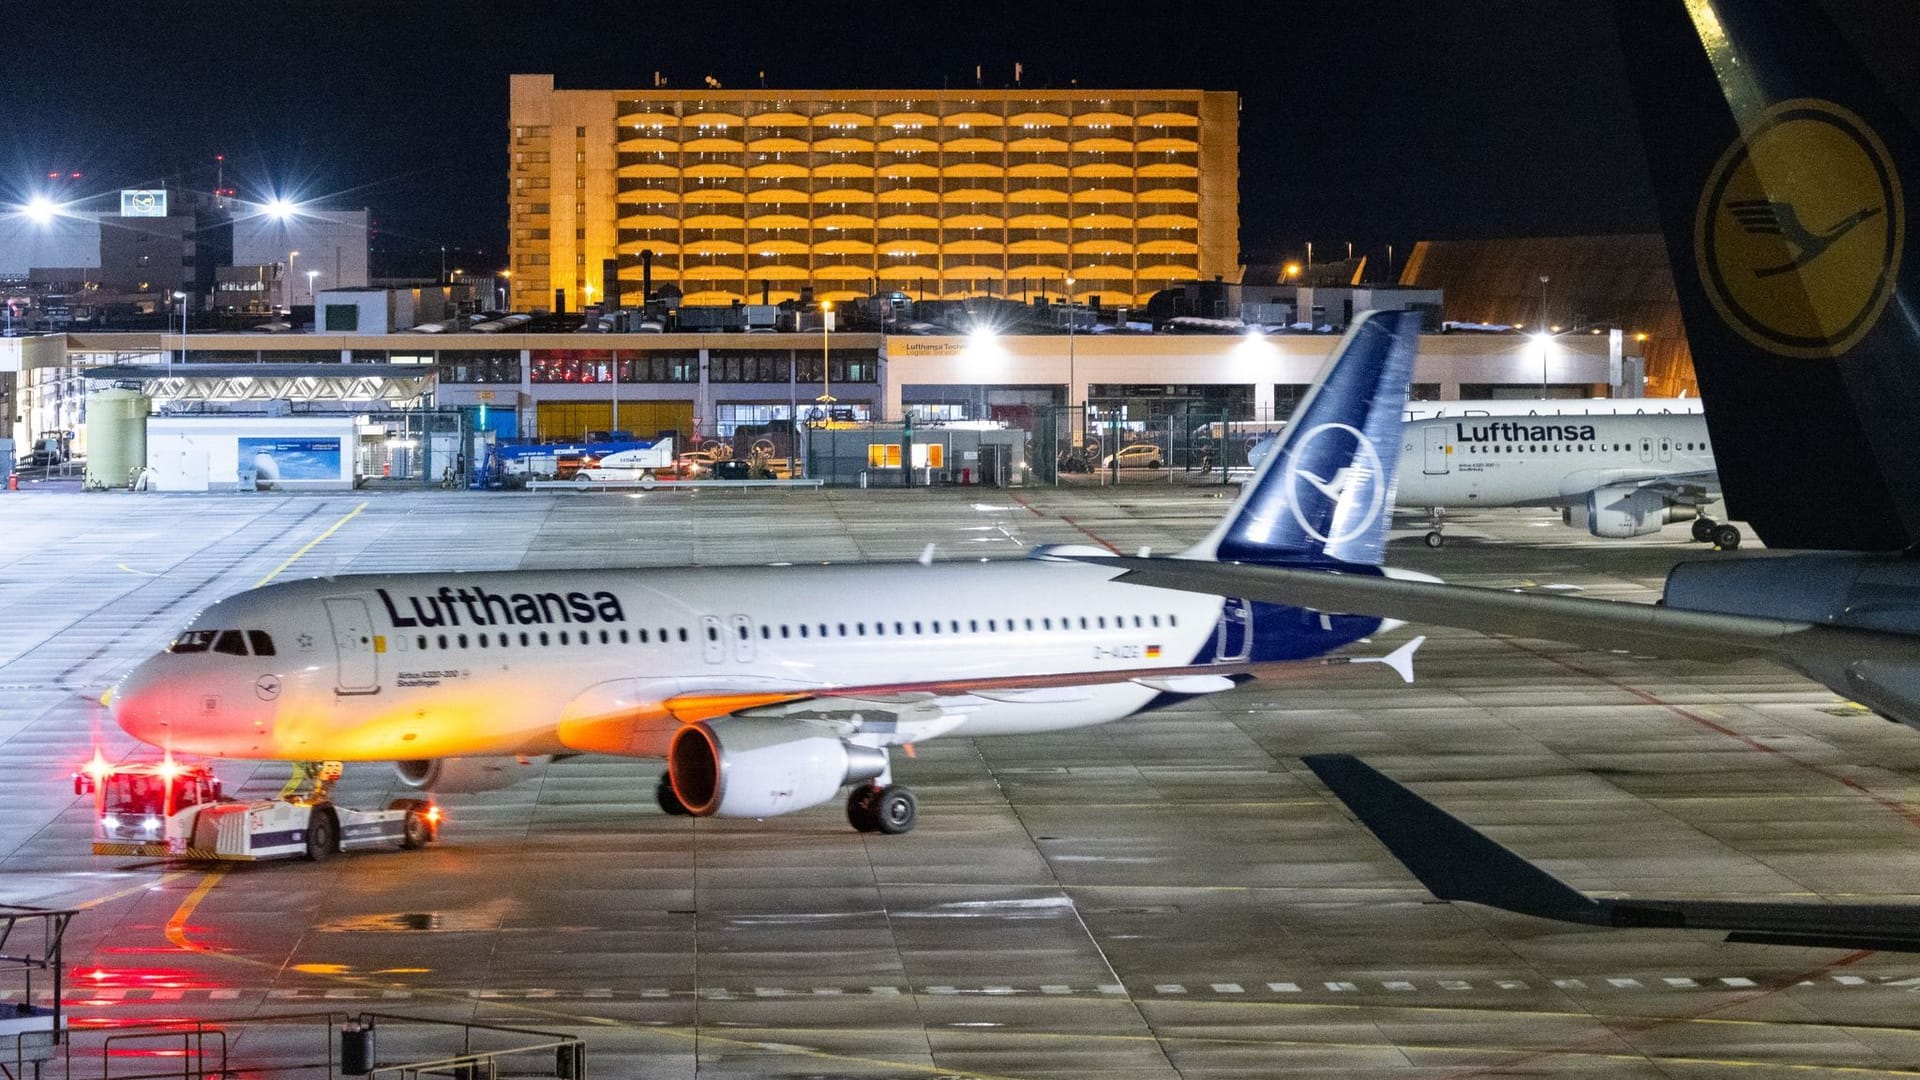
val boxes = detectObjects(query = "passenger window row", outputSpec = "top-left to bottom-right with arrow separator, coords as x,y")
402,613 -> 1183,651
1464,441 -> 1707,455
169,629 -> 276,656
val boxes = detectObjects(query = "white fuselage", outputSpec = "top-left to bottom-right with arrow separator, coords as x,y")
113,560 -> 1274,763
1394,412 -> 1716,508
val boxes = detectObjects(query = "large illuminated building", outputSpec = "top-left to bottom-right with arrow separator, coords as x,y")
508,77 -> 1240,311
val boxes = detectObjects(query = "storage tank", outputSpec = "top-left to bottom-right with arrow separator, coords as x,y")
84,389 -> 150,490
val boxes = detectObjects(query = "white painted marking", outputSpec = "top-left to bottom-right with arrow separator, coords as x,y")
1552,979 -> 1588,991
1607,979 -> 1643,989
210,990 -> 241,1000
642,989 -> 669,998
812,988 -> 843,995
1268,982 -> 1301,993
1211,983 -> 1244,994
1438,980 -> 1472,991
1041,985 -> 1071,995
1496,980 -> 1529,990
927,986 -> 958,995
983,985 -> 1015,995
583,989 -> 614,999
1382,981 -> 1416,992
1719,977 -> 1758,988
1099,984 -> 1125,995
1834,975 -> 1868,986
754,988 -> 792,997
869,986 -> 903,996
1663,978 -> 1699,988
1325,982 -> 1358,992
150,990 -> 184,1001
1154,984 -> 1187,994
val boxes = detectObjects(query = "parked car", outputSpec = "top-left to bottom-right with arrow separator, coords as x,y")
675,451 -> 716,478
1101,443 -> 1164,470
711,459 -> 752,480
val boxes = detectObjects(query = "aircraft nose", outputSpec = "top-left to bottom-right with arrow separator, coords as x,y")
111,658 -> 174,748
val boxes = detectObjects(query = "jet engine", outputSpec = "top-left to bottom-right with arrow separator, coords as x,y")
667,719 -> 889,818
394,756 -> 550,794
1563,484 -> 1698,538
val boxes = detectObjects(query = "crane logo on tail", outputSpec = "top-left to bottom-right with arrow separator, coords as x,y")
1696,98 -> 1903,358
1283,423 -> 1386,546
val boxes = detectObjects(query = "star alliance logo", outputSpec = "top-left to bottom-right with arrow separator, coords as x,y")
1283,422 -> 1386,546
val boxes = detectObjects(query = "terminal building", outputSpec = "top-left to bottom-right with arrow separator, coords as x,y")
4,307 -> 1640,488
507,78 -> 1240,311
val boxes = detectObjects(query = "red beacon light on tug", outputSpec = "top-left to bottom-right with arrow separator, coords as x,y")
74,755 -> 438,862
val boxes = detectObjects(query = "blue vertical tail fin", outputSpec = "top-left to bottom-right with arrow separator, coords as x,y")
1184,310 -> 1419,566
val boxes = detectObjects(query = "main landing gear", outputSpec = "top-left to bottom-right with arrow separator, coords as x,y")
847,783 -> 917,835
1690,517 -> 1742,550
1423,507 -> 1447,548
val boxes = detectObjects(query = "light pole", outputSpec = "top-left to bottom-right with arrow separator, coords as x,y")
497,269 -> 510,311
306,269 -> 319,306
171,291 -> 187,378
1065,274 -> 1077,446
817,300 -> 835,413
1538,274 -> 1551,395
285,251 -> 299,311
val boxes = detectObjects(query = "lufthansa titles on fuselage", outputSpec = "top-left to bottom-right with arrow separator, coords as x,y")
376,586 -> 627,628
1453,421 -> 1600,444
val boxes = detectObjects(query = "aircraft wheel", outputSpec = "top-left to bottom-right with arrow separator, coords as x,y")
871,786 -> 918,835
1423,531 -> 1445,549
1691,517 -> 1717,543
656,775 -> 693,816
1712,524 -> 1742,550
401,809 -> 431,850
305,808 -> 339,862
847,786 -> 881,832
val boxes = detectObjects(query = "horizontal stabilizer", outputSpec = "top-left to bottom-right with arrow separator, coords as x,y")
1351,635 -> 1423,684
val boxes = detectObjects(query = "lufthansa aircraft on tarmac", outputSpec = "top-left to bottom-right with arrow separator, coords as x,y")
111,312 -> 1429,835
1396,411 -> 1731,548
1095,0 -> 1920,734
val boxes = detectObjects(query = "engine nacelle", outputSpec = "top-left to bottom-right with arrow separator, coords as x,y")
1564,484 -> 1697,538
668,719 -> 889,818
393,755 -> 550,794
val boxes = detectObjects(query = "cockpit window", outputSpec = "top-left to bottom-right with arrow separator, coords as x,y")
213,630 -> 249,656
169,630 -> 216,653
247,630 -> 276,656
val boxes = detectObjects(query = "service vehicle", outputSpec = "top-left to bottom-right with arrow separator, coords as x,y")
76,757 -> 438,862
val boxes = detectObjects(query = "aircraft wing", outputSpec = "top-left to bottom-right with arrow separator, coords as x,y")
1090,557 -> 1916,664
1304,753 -> 1920,952
553,644 -> 1423,758
1624,470 -> 1719,505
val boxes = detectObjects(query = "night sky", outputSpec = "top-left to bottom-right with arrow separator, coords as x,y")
5,2 -> 1913,278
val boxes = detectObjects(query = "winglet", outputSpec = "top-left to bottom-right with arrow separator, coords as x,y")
1353,635 -> 1423,684
1302,753 -> 1608,925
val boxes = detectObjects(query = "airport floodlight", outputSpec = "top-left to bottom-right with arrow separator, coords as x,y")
1283,262 -> 1302,279
171,291 -> 187,300
264,197 -> 297,219
23,195 -> 60,224
969,324 -> 997,345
